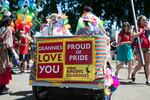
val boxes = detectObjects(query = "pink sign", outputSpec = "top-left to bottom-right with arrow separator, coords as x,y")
65,41 -> 93,64
37,63 -> 63,78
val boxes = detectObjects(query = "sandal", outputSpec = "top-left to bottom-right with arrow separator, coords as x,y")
146,81 -> 150,86
131,73 -> 135,82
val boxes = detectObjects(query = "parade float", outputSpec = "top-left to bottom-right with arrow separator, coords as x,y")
0,0 -> 119,99
29,10 -> 119,100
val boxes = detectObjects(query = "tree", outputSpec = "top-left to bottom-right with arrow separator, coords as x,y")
54,0 -> 150,32
6,0 -> 150,33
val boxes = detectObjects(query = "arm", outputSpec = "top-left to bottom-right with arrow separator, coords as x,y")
132,28 -> 144,39
97,18 -> 107,34
19,40 -> 27,47
76,18 -> 85,32
132,32 -> 142,39
5,27 -> 13,50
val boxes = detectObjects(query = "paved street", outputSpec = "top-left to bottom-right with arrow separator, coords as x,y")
111,67 -> 150,100
0,65 -> 150,100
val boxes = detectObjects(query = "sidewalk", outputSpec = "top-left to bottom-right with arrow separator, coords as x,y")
111,66 -> 150,100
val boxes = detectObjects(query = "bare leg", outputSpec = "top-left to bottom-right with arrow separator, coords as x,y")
131,54 -> 143,82
21,61 -> 27,72
114,53 -> 118,67
132,54 -> 143,75
144,53 -> 150,81
128,61 -> 132,79
115,62 -> 125,77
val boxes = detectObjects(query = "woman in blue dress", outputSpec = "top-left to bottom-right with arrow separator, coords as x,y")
115,22 -> 133,80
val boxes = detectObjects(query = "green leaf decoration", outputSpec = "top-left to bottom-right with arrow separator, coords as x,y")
63,19 -> 68,25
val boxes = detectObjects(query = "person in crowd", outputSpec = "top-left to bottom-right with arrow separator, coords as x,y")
115,22 -> 133,80
18,30 -> 29,73
0,16 -> 13,94
110,38 -> 118,66
76,6 -> 110,81
39,17 -> 51,36
39,13 -> 72,36
76,5 -> 107,35
131,15 -> 150,85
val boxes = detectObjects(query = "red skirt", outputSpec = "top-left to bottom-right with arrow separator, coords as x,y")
0,67 -> 12,85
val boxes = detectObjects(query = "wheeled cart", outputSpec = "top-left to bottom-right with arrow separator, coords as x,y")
29,35 -> 109,100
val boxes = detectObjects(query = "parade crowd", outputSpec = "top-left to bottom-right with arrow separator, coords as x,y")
0,5 -> 149,100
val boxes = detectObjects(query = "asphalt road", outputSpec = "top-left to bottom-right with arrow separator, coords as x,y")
0,65 -> 150,100
0,69 -> 97,100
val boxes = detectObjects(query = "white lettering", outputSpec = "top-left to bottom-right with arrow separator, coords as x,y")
39,66 -> 45,73
45,65 -> 52,73
69,55 -> 88,61
38,45 -> 62,51
39,65 -> 60,74
67,43 -> 91,50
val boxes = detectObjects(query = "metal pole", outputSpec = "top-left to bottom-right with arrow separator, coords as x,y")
130,0 -> 147,80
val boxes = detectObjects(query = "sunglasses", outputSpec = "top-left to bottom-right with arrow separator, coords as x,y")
123,25 -> 130,27
141,18 -> 147,22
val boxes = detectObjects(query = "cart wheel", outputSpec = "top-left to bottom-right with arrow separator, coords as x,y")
95,89 -> 105,100
95,95 -> 101,100
32,86 -> 49,100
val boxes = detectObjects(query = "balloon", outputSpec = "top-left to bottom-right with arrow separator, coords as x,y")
98,83 -> 103,89
64,24 -> 71,29
31,3 -> 36,9
29,0 -> 34,6
15,19 -> 22,24
29,13 -> 34,17
112,76 -> 120,87
5,0 -> 9,5
18,0 -> 24,7
24,25 -> 30,33
26,22 -> 32,28
26,15 -> 32,22
63,19 -> 68,25
17,10 -> 24,14
110,86 -> 117,92
16,24 -> 20,30
104,87 -> 111,95
0,14 -> 3,21
61,14 -> 68,19
5,4 -> 10,10
26,10 -> 30,14
29,0 -> 35,4
18,14 -> 24,20
28,6 -> 34,12
16,24 -> 23,30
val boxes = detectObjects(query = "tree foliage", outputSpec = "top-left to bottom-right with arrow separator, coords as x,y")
8,0 -> 150,33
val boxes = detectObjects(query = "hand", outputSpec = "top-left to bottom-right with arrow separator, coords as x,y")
127,41 -> 132,44
15,41 -> 19,44
139,28 -> 145,34
121,41 -> 131,45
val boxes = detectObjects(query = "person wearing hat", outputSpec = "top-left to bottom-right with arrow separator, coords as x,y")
76,5 -> 107,35
39,16 -> 51,36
